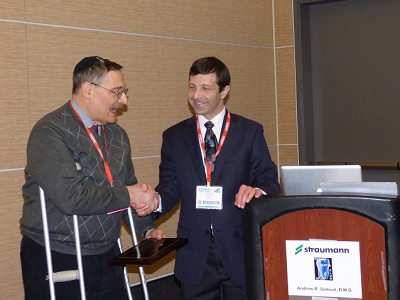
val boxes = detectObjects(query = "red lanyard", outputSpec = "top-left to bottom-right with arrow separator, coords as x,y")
196,111 -> 231,186
69,101 -> 114,187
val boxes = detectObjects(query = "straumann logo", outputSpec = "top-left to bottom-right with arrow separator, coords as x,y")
295,244 -> 303,255
295,244 -> 350,255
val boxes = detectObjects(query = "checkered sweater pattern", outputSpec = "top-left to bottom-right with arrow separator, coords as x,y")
20,102 -> 154,255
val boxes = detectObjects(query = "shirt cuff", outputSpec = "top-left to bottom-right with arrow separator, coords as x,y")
155,192 -> 162,212
254,187 -> 267,195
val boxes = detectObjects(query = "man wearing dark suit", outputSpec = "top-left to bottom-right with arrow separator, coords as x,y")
153,57 -> 281,300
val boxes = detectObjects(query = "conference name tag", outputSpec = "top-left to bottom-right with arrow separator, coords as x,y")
196,186 -> 223,210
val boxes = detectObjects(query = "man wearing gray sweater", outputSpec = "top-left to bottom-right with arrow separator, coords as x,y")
20,56 -> 162,300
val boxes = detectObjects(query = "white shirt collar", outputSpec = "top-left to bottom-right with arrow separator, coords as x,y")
197,107 -> 226,142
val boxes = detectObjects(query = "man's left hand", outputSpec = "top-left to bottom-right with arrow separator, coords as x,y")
234,184 -> 263,209
145,229 -> 166,240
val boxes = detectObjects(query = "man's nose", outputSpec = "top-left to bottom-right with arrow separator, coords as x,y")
119,92 -> 128,105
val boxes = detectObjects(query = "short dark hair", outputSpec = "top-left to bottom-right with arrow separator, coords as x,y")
189,57 -> 230,92
72,56 -> 123,94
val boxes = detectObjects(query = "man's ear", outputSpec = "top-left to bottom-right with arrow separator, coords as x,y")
221,85 -> 230,99
82,82 -> 92,98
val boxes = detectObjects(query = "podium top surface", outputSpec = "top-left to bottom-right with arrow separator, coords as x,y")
245,193 -> 400,229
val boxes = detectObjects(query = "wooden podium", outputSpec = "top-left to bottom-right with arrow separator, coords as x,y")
243,194 -> 400,300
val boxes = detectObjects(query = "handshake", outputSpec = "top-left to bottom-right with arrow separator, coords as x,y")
127,183 -> 160,217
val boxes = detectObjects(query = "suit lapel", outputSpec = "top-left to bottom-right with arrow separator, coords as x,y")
212,113 -> 239,183
183,116 -> 208,184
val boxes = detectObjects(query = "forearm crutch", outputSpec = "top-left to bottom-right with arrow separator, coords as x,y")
127,207 -> 150,300
117,237 -> 134,300
39,187 -> 86,300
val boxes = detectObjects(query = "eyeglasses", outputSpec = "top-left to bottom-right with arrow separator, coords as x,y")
91,83 -> 128,99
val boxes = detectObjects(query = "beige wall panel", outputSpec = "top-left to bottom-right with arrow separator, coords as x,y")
131,156 -> 160,187
260,144 -> 280,189
268,145 -> 278,166
278,145 -> 299,190
0,1 -> 25,20
0,23 -> 29,170
25,0 -> 273,47
225,48 -> 277,145
274,0 -> 295,47
25,29 -> 75,127
0,170 -> 25,299
276,47 -> 297,145
279,144 -> 299,167
266,145 -> 281,190
26,25 -> 277,158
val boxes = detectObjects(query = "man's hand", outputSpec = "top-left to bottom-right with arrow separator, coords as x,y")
234,184 -> 263,209
127,183 -> 160,216
145,229 -> 166,240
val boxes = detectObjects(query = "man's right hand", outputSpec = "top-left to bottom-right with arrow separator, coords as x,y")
127,183 -> 160,216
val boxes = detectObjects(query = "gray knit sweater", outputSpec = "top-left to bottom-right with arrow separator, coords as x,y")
20,102 -> 155,255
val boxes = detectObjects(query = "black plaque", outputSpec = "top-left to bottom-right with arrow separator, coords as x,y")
109,238 -> 188,265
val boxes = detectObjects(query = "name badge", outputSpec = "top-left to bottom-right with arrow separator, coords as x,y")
196,186 -> 223,210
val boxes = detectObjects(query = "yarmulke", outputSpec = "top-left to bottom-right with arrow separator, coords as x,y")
73,56 -> 104,75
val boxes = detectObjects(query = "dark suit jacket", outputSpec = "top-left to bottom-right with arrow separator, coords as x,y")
154,112 -> 281,287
